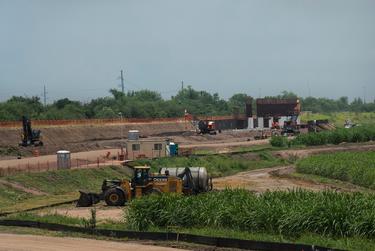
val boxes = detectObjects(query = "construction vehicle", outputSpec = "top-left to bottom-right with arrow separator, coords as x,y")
77,166 -> 212,207
308,119 -> 336,132
197,120 -> 217,135
184,111 -> 217,135
281,115 -> 300,136
19,116 -> 43,147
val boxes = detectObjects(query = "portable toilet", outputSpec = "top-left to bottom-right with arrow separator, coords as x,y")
57,150 -> 71,169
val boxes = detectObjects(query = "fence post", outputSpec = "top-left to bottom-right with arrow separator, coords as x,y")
86,158 -> 88,168
97,157 -> 99,168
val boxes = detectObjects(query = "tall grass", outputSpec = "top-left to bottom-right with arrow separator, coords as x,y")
296,151 -> 375,189
126,189 -> 375,238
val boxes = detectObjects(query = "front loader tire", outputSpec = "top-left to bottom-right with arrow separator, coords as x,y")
104,188 -> 125,206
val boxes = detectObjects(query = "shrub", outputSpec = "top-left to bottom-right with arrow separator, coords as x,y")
289,126 -> 375,146
270,136 -> 288,147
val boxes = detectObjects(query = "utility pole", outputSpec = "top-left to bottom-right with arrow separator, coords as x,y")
181,80 -> 184,91
43,85 -> 47,107
120,70 -> 125,93
363,86 -> 366,104
118,112 -> 123,140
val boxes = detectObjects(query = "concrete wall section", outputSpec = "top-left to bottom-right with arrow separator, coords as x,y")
247,118 -> 254,129
214,119 -> 247,130
257,117 -> 264,129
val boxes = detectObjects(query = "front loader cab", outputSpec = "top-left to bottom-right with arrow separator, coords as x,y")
132,166 -> 151,187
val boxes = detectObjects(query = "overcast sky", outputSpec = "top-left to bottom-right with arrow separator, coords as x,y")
0,0 -> 374,103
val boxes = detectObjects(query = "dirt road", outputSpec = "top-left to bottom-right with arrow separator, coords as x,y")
0,148 -> 121,169
180,139 -> 269,150
0,233 -> 187,251
213,166 -> 364,193
0,138 -> 268,169
40,207 -> 124,223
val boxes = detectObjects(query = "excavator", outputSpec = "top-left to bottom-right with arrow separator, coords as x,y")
19,116 -> 43,147
77,166 -> 212,207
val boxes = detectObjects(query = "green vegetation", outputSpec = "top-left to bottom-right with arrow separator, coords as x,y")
0,87 -> 246,120
3,212 -> 375,251
292,126 -> 375,146
6,212 -> 85,226
296,151 -> 375,189
270,126 -> 375,147
0,182 -> 30,209
300,112 -> 375,127
0,152 -> 286,212
133,152 -> 287,178
0,166 -> 129,212
269,135 -> 289,147
126,189 -> 375,239
1,88 -> 375,121
4,166 -> 129,195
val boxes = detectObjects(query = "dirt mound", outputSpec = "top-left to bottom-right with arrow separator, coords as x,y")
0,121 -> 194,157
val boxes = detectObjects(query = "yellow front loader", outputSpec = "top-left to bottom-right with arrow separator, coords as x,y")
77,166 -> 212,207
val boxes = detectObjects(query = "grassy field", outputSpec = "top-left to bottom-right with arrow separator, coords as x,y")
0,151 -> 288,213
133,151 -> 287,177
0,166 -> 129,213
300,112 -> 375,127
296,151 -> 375,189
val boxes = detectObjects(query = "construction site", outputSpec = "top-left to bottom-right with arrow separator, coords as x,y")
0,97 -> 374,251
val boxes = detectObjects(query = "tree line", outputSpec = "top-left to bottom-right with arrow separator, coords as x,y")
0,87 -> 374,121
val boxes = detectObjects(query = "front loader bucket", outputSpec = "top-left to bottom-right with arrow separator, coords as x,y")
76,191 -> 102,207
